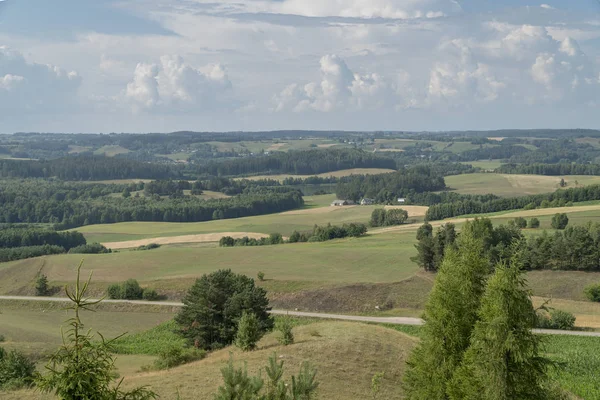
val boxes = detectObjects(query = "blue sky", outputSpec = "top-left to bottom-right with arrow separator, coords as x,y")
1,0 -> 600,133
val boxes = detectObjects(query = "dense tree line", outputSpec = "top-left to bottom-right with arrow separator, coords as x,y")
413,217 -> 600,272
523,223 -> 600,271
288,223 -> 367,242
0,244 -> 66,263
144,180 -> 191,196
196,149 -> 396,176
0,156 -> 180,180
0,179 -> 304,229
425,184 -> 600,220
497,163 -> 600,176
0,228 -> 86,250
335,165 -> 446,202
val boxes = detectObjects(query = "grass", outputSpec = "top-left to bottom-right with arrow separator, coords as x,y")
0,231 -> 421,295
545,335 -> 600,399
4,321 -> 418,400
112,320 -> 185,355
445,173 -> 600,197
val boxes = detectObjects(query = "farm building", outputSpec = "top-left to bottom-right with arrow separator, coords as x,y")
331,200 -> 354,206
360,198 -> 375,205
397,198 -> 406,203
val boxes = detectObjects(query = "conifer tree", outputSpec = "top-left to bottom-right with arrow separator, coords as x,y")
235,312 -> 263,352
403,227 -> 489,399
447,256 -> 551,400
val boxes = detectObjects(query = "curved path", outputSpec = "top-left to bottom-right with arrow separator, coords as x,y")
1,295 -> 598,337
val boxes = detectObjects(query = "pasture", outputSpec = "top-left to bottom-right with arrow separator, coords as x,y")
445,173 -> 600,196
93,145 -> 131,157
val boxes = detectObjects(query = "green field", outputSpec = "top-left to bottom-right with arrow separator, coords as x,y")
445,173 -> 600,196
460,160 -> 504,170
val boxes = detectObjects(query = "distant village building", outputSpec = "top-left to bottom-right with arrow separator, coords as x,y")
397,198 -> 406,203
331,200 -> 355,206
360,198 -> 375,205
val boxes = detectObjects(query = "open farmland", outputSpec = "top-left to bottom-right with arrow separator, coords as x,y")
445,173 -> 600,196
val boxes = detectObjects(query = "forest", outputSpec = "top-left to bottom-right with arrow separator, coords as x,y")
0,179 -> 304,229
195,148 -> 397,176
334,165 -> 446,202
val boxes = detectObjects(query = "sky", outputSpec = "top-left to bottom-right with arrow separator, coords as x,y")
1,0 -> 600,133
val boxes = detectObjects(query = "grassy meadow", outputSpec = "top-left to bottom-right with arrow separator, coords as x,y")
238,168 -> 396,182
445,173 -> 600,196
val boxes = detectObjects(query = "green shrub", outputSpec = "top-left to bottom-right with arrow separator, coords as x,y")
219,236 -> 235,247
551,213 -> 569,230
35,274 -> 49,296
107,284 -> 121,300
257,271 -> 265,282
268,233 -> 284,245
68,243 -> 110,254
152,346 -> 205,370
0,334 -> 5,343
107,279 -> 147,300
142,288 -> 159,301
135,243 -> 160,251
536,309 -> 576,330
513,217 -> 527,229
0,347 -> 36,390
585,284 -> 600,302
276,316 -> 294,346
529,218 -> 540,229
121,279 -> 143,300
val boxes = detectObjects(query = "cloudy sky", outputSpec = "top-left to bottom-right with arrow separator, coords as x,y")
1,0 -> 600,133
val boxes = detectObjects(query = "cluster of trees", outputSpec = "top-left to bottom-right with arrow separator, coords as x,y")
335,166 -> 446,203
369,208 -> 409,227
0,228 -> 86,250
498,163 -> 600,176
0,179 -> 304,228
219,233 -> 284,247
0,244 -> 65,263
197,149 -> 396,176
425,184 -> 600,220
0,155 -> 179,180
220,223 -> 368,247
413,216 -> 600,272
68,243 -> 111,254
107,279 -> 160,301
404,227 -> 559,399
289,223 -> 368,243
0,227 -> 93,263
143,179 -> 191,196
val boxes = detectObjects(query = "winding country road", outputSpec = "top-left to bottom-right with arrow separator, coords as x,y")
1,295 -> 599,337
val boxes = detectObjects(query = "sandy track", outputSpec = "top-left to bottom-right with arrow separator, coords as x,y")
103,232 -> 270,250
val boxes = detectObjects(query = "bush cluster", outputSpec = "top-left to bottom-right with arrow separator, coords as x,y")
536,309 -> 576,330
370,208 -> 409,227
289,223 -> 367,243
135,243 -> 161,251
219,233 -> 283,247
68,243 -> 111,254
0,347 -> 36,390
107,279 -> 161,301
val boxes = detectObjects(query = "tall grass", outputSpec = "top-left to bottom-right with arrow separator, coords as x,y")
112,320 -> 185,356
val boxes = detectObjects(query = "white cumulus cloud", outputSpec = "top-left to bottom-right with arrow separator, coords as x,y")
124,55 -> 233,113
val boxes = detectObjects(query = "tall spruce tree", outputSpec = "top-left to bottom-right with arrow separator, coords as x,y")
403,227 -> 489,399
447,256 -> 552,400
